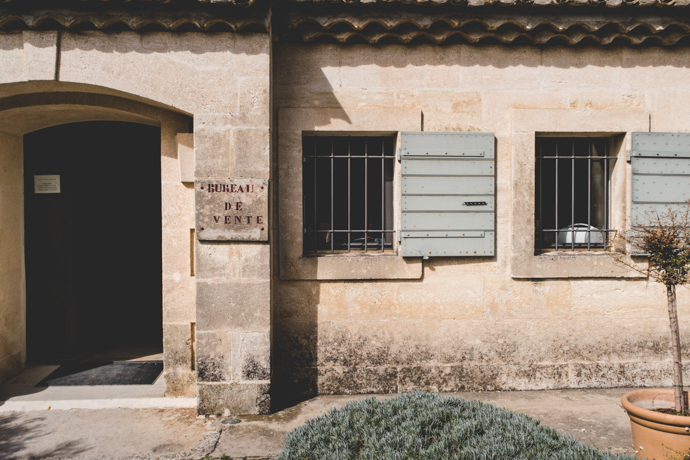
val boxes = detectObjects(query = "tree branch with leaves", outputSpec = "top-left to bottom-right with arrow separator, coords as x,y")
610,202 -> 690,413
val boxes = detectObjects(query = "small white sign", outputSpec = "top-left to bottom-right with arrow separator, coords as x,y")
34,175 -> 60,194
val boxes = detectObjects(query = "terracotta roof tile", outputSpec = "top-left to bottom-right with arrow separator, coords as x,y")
0,0 -> 256,6
278,10 -> 690,45
0,8 -> 268,30
284,0 -> 690,7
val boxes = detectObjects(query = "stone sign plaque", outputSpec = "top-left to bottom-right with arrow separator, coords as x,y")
196,179 -> 268,241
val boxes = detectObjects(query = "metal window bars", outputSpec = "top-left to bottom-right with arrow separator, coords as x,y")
535,137 -> 617,252
303,136 -> 396,254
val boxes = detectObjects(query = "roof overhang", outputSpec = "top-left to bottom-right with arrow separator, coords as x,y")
3,0 -> 690,46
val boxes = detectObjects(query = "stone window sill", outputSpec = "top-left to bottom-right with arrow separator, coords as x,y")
511,252 -> 645,279
280,254 -> 422,281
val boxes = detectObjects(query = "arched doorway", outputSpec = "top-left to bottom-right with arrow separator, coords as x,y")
0,88 -> 194,395
23,121 -> 163,363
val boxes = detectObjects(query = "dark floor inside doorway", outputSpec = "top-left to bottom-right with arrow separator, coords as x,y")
36,361 -> 163,387
33,345 -> 164,387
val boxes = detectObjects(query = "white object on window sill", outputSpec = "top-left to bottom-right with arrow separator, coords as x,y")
556,224 -> 605,245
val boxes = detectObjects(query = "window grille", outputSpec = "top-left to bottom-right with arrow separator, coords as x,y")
535,137 -> 617,252
303,135 -> 395,254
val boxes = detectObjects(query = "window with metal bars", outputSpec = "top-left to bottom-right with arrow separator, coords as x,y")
535,137 -> 617,252
303,135 -> 396,254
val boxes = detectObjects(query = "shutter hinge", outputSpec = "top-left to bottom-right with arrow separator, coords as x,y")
397,229 -> 401,243
397,149 -> 401,161
627,150 -> 634,163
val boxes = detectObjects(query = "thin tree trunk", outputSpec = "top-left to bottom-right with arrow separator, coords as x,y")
667,284 -> 687,413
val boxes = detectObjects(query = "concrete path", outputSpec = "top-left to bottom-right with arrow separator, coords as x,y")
0,367 -> 638,460
211,388 -> 637,459
0,365 -> 208,460
0,408 -> 220,460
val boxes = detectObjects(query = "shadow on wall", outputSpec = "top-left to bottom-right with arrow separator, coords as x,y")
272,63 -> 348,411
270,64 -> 501,410
271,280 -> 321,412
275,42 -> 690,74
43,31 -> 268,56
0,413 -> 87,459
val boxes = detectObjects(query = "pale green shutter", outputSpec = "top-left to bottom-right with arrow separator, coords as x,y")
400,132 -> 495,257
630,133 -> 690,226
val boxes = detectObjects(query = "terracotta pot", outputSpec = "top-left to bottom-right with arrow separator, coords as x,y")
622,389 -> 690,459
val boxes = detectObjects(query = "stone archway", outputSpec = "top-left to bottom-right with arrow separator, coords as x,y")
0,87 -> 195,396
0,29 -> 272,414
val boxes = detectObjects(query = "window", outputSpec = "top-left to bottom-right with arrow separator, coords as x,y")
302,135 -> 395,254
535,137 -> 617,252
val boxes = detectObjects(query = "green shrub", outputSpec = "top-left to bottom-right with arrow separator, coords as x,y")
276,392 -> 636,460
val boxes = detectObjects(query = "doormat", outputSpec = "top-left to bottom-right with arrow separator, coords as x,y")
36,361 -> 163,386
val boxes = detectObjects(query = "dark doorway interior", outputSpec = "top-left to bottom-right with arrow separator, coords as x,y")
24,121 -> 162,364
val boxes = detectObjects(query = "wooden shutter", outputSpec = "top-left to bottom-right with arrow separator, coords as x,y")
400,132 -> 495,257
630,132 -> 690,226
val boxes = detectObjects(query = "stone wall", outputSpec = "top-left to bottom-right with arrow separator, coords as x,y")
0,31 -> 273,414
188,33 -> 272,415
4,26 -> 690,414
272,44 -> 690,407
0,132 -> 25,382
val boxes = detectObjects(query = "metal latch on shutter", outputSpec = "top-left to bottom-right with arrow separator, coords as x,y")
628,150 -> 687,162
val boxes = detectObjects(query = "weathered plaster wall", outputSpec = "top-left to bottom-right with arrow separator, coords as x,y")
273,44 -> 690,406
0,132 -> 25,382
0,31 -> 272,414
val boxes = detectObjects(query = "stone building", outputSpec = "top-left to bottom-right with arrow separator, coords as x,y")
1,0 -> 690,415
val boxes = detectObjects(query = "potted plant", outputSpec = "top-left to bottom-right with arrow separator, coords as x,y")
611,203 -> 690,459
